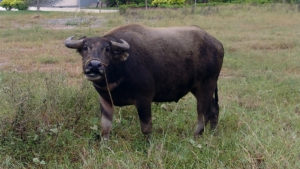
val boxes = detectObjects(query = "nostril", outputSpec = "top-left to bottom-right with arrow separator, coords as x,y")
85,68 -> 91,73
99,69 -> 104,74
85,60 -> 105,75
90,60 -> 101,68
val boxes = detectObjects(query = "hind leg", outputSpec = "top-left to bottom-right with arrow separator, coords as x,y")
206,97 -> 219,130
192,80 -> 217,136
193,95 -> 209,135
136,99 -> 152,136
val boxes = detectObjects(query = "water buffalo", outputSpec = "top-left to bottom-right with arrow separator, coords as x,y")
65,24 -> 224,140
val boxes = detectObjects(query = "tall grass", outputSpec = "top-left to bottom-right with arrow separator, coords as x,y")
0,4 -> 299,168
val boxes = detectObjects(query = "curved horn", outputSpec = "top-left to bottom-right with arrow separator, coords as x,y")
110,39 -> 130,50
65,36 -> 84,49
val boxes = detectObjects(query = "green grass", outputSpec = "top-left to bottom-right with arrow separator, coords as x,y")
0,4 -> 300,168
38,56 -> 59,64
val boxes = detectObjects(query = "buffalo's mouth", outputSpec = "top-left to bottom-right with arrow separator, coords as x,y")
84,68 -> 104,81
85,73 -> 102,81
84,60 -> 106,81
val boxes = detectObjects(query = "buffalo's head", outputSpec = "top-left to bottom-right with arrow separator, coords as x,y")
65,36 -> 130,81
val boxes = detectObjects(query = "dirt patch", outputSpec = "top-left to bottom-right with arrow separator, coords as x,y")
0,58 -> 10,70
44,17 -> 105,30
0,62 -> 8,69
250,41 -> 295,50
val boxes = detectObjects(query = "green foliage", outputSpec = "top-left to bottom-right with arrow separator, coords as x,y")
152,0 -> 185,5
151,0 -> 168,5
109,0 -> 299,7
0,0 -> 13,10
170,0 -> 186,4
207,0 -> 275,4
0,0 -> 28,10
11,0 -> 28,10
106,0 -> 152,7
229,0 -> 272,3
119,4 -> 128,14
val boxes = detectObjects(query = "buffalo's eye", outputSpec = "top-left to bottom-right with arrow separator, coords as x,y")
82,45 -> 88,51
105,46 -> 111,52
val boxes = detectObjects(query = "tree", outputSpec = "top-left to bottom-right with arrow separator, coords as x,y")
0,0 -> 28,11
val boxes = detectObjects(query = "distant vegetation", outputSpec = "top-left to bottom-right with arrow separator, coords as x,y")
0,4 -> 299,168
1,0 -> 299,10
108,0 -> 299,8
0,0 -> 28,10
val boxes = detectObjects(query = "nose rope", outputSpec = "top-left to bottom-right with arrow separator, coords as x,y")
85,58 -> 114,107
104,69 -> 115,108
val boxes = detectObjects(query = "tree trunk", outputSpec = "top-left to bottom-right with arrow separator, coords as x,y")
145,0 -> 148,10
37,0 -> 40,11
192,0 -> 196,14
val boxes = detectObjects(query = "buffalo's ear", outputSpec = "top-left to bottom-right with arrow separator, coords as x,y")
111,51 -> 129,61
110,39 -> 130,61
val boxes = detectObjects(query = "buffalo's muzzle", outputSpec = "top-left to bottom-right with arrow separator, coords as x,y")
84,60 -> 105,80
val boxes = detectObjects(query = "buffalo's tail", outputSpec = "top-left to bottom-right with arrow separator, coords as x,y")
208,85 -> 219,129
214,85 -> 218,105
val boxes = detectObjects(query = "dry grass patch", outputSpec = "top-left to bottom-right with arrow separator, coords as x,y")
250,41 -> 296,50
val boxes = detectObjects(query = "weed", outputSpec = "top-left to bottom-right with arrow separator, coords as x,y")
38,57 -> 59,64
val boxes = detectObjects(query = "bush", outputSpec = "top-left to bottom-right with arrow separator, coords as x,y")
0,0 -> 13,10
152,0 -> 168,5
152,0 -> 185,6
169,0 -> 185,4
106,0 -> 151,7
0,0 -> 28,11
11,0 -> 28,10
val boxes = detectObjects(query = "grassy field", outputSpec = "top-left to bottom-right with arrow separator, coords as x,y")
0,4 -> 299,168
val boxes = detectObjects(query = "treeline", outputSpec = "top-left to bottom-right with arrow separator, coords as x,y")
107,0 -> 299,7
1,0 -> 299,11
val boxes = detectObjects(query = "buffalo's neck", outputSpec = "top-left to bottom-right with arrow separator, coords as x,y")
94,80 -> 137,106
93,77 -> 123,92
93,62 -> 125,88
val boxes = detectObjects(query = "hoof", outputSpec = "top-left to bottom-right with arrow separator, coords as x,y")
194,129 -> 204,137
144,133 -> 151,142
101,134 -> 109,141
194,123 -> 204,136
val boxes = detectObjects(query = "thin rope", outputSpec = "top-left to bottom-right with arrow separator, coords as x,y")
104,70 -> 114,108
84,58 -> 108,68
85,58 -> 113,107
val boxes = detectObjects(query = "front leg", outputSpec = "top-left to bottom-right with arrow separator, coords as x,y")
100,96 -> 114,140
136,100 -> 152,135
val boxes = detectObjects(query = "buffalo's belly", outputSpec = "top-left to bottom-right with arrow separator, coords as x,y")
99,90 -> 136,107
152,74 -> 194,102
105,87 -> 191,106
113,99 -> 136,106
153,87 -> 191,102
111,92 -> 136,107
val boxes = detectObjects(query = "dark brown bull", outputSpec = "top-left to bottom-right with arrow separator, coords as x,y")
65,24 -> 224,140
